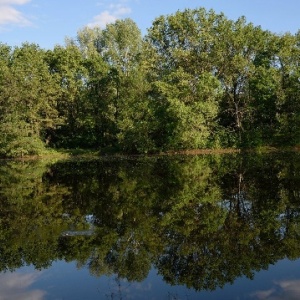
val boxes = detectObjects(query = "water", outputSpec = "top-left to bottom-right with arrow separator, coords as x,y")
4,259 -> 300,299
0,152 -> 300,299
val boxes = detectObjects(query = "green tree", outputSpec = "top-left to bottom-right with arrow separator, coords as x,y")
145,9 -> 225,150
0,43 -> 61,157
47,44 -> 92,147
273,33 -> 300,145
66,20 -> 154,153
213,18 -> 273,146
67,26 -> 119,150
98,19 -> 154,153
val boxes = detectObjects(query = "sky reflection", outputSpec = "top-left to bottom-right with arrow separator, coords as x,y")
0,271 -> 46,300
252,279 -> 300,300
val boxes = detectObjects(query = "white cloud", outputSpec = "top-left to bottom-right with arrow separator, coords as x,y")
0,272 -> 46,300
108,3 -> 131,15
88,2 -> 131,28
0,0 -> 31,27
0,0 -> 30,4
88,11 -> 117,28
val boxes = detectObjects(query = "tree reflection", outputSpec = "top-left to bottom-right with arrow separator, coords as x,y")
1,152 -> 300,291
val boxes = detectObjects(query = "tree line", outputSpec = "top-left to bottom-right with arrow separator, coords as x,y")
1,7 -> 300,157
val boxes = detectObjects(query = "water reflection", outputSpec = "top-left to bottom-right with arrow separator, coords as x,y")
251,279 -> 300,300
0,271 -> 45,300
0,152 -> 300,295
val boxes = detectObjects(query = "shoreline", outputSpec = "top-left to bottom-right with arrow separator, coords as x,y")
0,145 -> 298,161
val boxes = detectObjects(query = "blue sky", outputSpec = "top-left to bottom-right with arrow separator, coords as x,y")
1,0 -> 300,49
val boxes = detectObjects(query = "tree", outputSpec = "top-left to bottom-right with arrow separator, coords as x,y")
67,26 -> 119,150
97,19 -> 154,153
144,9 -> 228,150
47,44 -> 91,148
213,17 -> 273,146
0,43 -> 61,157
273,33 -> 300,145
64,20 -> 154,153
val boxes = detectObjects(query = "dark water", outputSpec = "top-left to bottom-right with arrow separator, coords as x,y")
1,152 -> 300,299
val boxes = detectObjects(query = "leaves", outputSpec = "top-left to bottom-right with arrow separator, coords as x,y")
1,8 -> 300,156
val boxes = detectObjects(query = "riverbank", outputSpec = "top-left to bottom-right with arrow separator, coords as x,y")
1,145 -> 298,162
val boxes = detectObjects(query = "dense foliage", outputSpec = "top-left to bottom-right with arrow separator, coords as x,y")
1,8 -> 300,157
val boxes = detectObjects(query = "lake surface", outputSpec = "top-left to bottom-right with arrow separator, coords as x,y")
1,152 -> 300,299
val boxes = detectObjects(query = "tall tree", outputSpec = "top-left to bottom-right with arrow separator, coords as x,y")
213,17 -> 272,146
97,19 -> 154,153
0,43 -> 60,157
47,44 -> 91,148
68,26 -> 118,150
66,21 -> 154,153
273,32 -> 300,145
144,8 -> 225,150
246,33 -> 279,146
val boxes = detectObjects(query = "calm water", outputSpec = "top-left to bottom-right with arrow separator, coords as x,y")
1,152 -> 300,299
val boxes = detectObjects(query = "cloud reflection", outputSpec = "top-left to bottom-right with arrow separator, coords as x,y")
0,271 -> 46,300
252,279 -> 300,300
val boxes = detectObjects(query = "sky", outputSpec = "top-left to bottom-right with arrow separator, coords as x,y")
1,0 -> 300,49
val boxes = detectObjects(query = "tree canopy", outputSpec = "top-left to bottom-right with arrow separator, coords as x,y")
1,8 -> 300,157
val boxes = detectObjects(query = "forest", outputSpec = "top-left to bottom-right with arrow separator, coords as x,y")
1,7 -> 300,157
